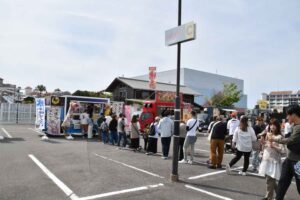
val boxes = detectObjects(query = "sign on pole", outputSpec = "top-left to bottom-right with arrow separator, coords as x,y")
165,21 -> 196,46
149,66 -> 157,89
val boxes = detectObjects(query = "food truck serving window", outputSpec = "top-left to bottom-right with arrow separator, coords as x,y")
141,112 -> 153,121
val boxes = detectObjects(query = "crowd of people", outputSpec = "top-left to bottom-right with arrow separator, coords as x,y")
81,105 -> 300,200
205,105 -> 300,200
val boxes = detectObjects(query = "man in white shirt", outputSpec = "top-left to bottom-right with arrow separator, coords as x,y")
158,111 -> 174,159
179,111 -> 199,165
226,113 -> 240,151
227,113 -> 240,136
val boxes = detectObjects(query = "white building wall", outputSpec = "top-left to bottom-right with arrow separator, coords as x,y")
133,68 -> 247,108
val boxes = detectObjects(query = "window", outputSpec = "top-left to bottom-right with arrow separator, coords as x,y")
140,112 -> 153,121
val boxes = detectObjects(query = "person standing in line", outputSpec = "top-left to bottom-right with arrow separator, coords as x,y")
100,118 -> 109,144
259,120 -> 285,200
87,117 -> 94,139
179,120 -> 187,161
146,117 -> 160,155
143,124 -> 150,151
179,111 -> 199,165
109,114 -> 118,145
80,110 -> 89,137
158,111 -> 174,160
208,116 -> 227,169
251,116 -> 266,172
130,115 -> 140,151
270,105 -> 300,200
117,114 -> 126,147
97,113 -> 105,141
226,113 -> 240,152
226,116 -> 257,176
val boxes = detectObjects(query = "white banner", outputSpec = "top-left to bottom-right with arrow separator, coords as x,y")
35,98 -> 46,130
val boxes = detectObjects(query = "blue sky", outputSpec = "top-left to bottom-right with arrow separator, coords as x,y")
0,0 -> 300,108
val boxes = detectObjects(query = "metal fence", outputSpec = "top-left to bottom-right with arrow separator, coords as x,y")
0,103 -> 36,124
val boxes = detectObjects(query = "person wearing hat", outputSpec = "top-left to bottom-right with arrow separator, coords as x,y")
226,112 -> 240,152
146,116 -> 160,155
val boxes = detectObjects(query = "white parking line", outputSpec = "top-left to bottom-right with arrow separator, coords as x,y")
94,153 -> 165,179
28,128 -> 44,135
185,185 -> 233,200
78,183 -> 164,200
1,128 -> 12,138
28,154 -> 79,200
188,166 -> 243,180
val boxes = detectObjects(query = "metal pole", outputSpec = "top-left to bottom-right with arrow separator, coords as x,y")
171,0 -> 181,182
16,88 -> 20,124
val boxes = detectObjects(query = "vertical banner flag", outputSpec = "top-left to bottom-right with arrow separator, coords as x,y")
35,98 -> 46,130
149,66 -> 156,89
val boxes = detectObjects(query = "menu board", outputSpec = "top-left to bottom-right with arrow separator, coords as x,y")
47,107 -> 62,135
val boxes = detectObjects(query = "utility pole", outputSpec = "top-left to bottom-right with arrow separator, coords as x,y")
170,0 -> 182,182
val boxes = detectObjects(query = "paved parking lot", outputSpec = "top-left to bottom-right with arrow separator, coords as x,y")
0,124 -> 298,200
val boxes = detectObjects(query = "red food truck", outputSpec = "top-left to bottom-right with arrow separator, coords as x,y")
139,91 -> 192,131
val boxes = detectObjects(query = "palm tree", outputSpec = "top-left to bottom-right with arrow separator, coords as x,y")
35,85 -> 47,95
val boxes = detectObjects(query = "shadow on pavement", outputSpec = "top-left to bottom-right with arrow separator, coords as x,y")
0,137 -> 25,143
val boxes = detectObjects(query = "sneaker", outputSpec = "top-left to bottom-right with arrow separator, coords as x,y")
179,159 -> 188,164
188,160 -> 193,165
161,156 -> 168,160
226,164 -> 231,175
238,171 -> 247,176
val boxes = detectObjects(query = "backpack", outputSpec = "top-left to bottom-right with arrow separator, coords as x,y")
102,122 -> 109,132
149,123 -> 156,136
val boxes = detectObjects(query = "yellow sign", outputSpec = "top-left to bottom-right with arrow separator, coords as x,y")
257,100 -> 268,109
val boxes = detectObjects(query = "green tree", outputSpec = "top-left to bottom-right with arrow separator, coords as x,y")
72,90 -> 112,99
35,85 -> 47,94
54,88 -> 61,92
209,83 -> 242,108
23,96 -> 35,104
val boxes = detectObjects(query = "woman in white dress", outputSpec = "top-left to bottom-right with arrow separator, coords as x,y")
259,120 -> 285,200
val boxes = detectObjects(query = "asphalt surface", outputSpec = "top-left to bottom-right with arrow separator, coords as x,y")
0,124 -> 299,200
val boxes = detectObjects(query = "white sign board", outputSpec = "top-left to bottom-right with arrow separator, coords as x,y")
165,21 -> 196,46
35,98 -> 46,130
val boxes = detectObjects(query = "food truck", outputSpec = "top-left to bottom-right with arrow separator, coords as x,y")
139,91 -> 192,131
45,95 -> 110,136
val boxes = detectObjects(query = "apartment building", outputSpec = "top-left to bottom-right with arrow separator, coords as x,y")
262,90 -> 300,111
